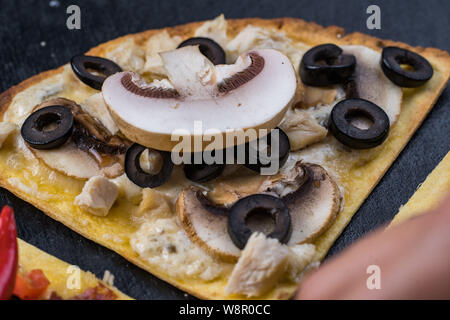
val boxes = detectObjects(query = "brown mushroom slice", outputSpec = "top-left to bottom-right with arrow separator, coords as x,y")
177,186 -> 241,262
206,168 -> 286,207
284,163 -> 341,245
29,98 -> 128,179
103,46 -> 297,152
176,162 -> 336,262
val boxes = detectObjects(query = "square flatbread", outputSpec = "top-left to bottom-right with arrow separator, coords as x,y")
0,17 -> 449,299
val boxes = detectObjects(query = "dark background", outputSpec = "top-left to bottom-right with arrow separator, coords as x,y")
0,0 -> 448,299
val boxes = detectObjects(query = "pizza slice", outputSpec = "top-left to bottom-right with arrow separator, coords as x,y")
0,206 -> 131,300
15,239 -> 131,300
390,151 -> 450,226
0,15 -> 449,299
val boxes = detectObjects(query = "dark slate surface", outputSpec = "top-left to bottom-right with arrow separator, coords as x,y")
0,0 -> 448,299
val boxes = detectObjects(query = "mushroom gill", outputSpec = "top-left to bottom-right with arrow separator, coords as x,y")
176,162 -> 341,262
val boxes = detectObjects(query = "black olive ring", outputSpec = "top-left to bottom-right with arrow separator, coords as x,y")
177,37 -> 226,65
329,98 -> 390,149
299,43 -> 356,86
228,194 -> 292,249
381,46 -> 433,88
21,105 -> 74,150
125,143 -> 174,188
238,127 -> 291,173
183,149 -> 226,183
71,55 -> 122,90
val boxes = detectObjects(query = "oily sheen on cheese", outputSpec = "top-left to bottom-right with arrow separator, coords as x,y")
0,15 -> 449,299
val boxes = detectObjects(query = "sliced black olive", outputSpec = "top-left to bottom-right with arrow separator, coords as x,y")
236,127 -> 290,173
381,46 -> 433,88
177,37 -> 226,65
21,106 -> 74,150
328,98 -> 390,149
125,143 -> 173,188
228,194 -> 291,249
183,149 -> 226,183
299,43 -> 356,86
71,55 -> 122,90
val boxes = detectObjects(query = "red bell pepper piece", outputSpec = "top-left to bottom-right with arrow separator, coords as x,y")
13,269 -> 50,300
0,206 -> 18,300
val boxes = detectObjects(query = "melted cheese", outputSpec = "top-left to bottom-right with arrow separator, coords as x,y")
0,16 -> 394,290
130,217 -> 229,281
106,38 -> 145,73
226,25 -> 308,69
0,122 -> 17,148
194,14 -> 228,48
143,30 -> 182,75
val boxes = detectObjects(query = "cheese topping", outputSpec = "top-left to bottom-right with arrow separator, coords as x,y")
0,122 -> 17,148
0,15 -> 389,292
130,217 -> 228,281
143,30 -> 182,75
3,75 -> 64,124
106,38 -> 145,73
74,175 -> 119,216
194,14 -> 228,48
226,25 -> 307,69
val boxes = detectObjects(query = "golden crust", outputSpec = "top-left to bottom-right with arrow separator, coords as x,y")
390,152 -> 450,226
0,17 -> 449,300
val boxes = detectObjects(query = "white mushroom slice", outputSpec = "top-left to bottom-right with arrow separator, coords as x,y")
103,47 -> 296,152
285,163 -> 341,245
81,93 -> 119,135
74,175 -> 119,216
0,122 -> 17,148
224,232 -> 289,297
177,186 -> 241,262
342,45 -> 402,125
279,109 -> 327,151
31,141 -> 123,180
162,46 -> 220,98
32,142 -> 104,179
